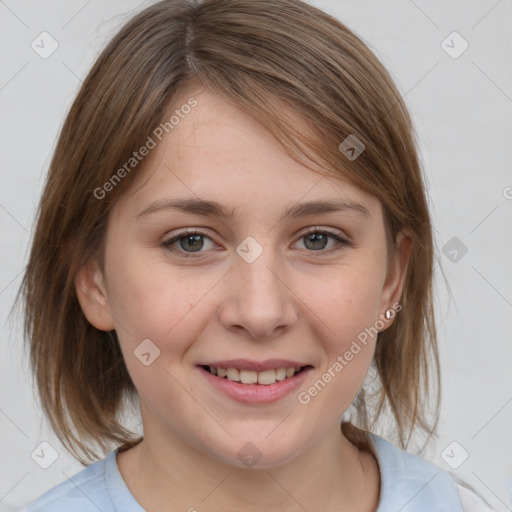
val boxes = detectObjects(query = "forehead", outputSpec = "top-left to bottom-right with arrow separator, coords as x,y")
115,89 -> 381,220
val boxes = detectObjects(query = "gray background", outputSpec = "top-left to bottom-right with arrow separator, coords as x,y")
1,0 -> 511,510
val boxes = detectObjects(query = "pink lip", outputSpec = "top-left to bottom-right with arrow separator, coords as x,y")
197,365 -> 314,404
198,359 -> 307,371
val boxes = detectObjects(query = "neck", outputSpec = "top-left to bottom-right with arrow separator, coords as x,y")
117,421 -> 380,512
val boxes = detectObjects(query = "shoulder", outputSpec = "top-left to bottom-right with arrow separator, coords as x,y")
456,482 -> 496,512
367,433 -> 479,512
21,452 -> 116,512
367,434 -> 496,511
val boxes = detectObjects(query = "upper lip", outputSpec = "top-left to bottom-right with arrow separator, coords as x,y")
198,359 -> 310,371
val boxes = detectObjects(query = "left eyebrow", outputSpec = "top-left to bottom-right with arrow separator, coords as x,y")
283,199 -> 371,220
135,197 -> 371,221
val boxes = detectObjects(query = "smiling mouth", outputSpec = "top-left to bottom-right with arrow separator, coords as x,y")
200,365 -> 311,385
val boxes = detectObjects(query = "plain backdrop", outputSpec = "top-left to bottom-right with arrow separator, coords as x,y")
1,0 -> 511,511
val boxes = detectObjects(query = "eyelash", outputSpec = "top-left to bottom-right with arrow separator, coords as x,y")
161,227 -> 352,259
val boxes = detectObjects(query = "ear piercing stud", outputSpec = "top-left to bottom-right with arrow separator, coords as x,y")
385,309 -> 393,320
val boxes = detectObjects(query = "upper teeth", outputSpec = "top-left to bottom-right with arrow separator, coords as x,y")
208,366 -> 302,385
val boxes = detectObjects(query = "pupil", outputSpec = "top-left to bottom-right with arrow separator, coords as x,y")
306,233 -> 327,250
181,234 -> 203,252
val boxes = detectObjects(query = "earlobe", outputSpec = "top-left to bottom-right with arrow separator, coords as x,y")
74,260 -> 115,331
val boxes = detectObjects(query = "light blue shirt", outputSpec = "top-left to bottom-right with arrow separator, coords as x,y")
22,433 -> 480,511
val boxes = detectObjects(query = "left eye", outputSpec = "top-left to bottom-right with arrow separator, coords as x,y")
161,228 -> 351,258
296,228 -> 349,252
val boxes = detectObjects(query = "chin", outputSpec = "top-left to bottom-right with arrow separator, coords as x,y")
206,433 -> 305,470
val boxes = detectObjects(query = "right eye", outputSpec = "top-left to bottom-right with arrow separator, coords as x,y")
161,229 -> 217,258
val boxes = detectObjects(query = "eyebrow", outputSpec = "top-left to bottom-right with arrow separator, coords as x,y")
136,197 -> 371,222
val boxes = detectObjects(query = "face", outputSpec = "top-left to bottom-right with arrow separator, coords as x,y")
76,89 -> 410,468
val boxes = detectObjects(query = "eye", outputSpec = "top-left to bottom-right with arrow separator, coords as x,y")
161,227 -> 352,259
162,229 -> 217,259
294,227 -> 352,254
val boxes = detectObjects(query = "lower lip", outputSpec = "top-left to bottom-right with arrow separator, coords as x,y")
197,366 -> 314,404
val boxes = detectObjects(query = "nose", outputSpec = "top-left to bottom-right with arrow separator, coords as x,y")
218,244 -> 298,340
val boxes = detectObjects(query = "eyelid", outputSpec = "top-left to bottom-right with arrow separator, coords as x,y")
300,225 -> 349,240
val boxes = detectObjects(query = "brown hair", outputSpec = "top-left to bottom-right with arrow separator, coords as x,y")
19,0 -> 440,464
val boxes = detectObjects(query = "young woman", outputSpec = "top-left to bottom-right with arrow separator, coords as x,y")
20,0 -> 493,510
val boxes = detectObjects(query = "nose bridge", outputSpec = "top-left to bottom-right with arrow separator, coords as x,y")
241,247 -> 281,298
221,236 -> 296,338
238,237 -> 284,305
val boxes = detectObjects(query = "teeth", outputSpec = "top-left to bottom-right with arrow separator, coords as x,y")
226,368 -> 240,381
257,369 -> 276,385
275,368 -> 287,381
207,366 -> 303,385
240,370 -> 258,384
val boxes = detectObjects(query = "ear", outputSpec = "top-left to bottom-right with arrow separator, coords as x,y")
74,259 -> 115,331
379,230 -> 413,326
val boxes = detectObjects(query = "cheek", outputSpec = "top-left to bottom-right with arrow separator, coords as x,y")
104,248 -> 207,348
104,251 -> 213,408
309,260 -> 384,351
297,267 -> 382,415
298,258 -> 384,408
104,245 -> 237,377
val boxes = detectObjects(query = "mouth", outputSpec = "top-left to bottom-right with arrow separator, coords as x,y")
200,364 -> 311,385
196,361 -> 314,404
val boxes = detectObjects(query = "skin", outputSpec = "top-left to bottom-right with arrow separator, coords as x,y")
76,88 -> 412,512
